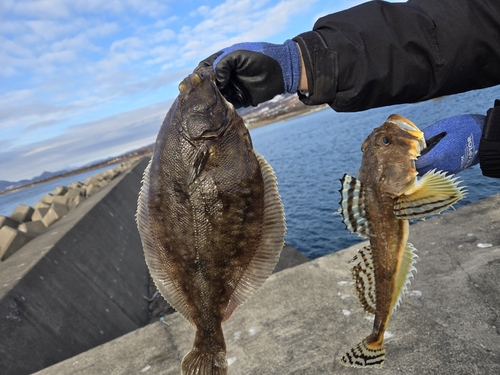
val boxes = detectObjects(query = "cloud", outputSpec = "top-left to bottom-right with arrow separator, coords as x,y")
1,0 -> 350,183
0,99 -> 173,181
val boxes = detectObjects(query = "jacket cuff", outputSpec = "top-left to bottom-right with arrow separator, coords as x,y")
479,99 -> 500,178
293,31 -> 338,106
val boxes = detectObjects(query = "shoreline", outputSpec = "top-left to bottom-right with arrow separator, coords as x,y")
1,102 -> 329,196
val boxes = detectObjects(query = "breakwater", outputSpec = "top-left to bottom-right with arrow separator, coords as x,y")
0,158 -> 150,375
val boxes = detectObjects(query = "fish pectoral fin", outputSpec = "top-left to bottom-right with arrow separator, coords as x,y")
349,246 -> 377,315
340,338 -> 385,368
394,169 -> 467,220
392,242 -> 418,313
188,144 -> 210,186
339,174 -> 370,238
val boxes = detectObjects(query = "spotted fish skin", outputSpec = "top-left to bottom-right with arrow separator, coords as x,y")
136,66 -> 286,375
338,114 -> 466,368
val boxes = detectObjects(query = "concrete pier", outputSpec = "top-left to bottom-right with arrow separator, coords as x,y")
0,159 -> 151,375
1,156 -> 499,375
33,192 -> 500,375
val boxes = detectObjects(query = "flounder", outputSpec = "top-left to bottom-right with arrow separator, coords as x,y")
338,114 -> 466,368
136,66 -> 286,375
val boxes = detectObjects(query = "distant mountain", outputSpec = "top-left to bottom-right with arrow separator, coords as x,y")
0,170 -> 69,193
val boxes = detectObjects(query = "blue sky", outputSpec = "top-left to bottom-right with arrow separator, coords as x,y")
1,0 -> 396,181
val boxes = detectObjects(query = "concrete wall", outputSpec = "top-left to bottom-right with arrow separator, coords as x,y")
0,157 -> 151,375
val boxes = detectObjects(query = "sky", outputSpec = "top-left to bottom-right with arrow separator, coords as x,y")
1,0 -> 396,182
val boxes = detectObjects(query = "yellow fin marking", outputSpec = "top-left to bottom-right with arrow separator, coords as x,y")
394,169 -> 466,220
392,243 -> 418,313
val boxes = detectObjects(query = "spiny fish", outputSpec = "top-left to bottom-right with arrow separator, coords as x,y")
136,66 -> 286,375
338,114 -> 466,368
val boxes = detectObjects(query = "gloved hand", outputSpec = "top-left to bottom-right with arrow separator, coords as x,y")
416,114 -> 485,175
198,40 -> 301,108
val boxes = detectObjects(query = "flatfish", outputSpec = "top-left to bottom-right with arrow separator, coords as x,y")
136,66 -> 286,375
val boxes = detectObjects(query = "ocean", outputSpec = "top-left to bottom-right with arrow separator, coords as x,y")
1,86 -> 499,259
0,164 -> 121,218
249,86 -> 500,258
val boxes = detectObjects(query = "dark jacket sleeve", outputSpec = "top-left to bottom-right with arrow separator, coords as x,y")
293,0 -> 500,112
479,100 -> 500,178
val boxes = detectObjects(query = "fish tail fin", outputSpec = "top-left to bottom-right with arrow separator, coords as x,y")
340,338 -> 385,368
181,328 -> 228,375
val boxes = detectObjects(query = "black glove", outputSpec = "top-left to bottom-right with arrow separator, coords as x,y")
198,40 -> 301,108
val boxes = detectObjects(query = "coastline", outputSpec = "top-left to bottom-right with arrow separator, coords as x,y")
1,97 -> 328,196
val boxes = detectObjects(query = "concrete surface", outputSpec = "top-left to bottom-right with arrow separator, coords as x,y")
10,204 -> 34,223
0,226 -> 33,261
0,215 -> 20,229
18,220 -> 47,237
0,158 -> 151,375
34,192 -> 500,375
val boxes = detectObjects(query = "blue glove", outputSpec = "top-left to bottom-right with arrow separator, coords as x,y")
416,114 -> 485,175
198,40 -> 301,108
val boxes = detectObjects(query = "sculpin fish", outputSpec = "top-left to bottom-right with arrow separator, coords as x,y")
338,114 -> 465,368
136,66 -> 286,375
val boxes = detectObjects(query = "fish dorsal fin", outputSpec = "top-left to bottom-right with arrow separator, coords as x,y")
349,246 -> 377,315
339,174 -> 370,238
392,242 -> 418,313
394,170 -> 466,220
223,151 -> 286,322
136,157 -> 195,327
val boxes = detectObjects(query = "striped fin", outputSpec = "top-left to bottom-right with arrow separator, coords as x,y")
339,174 -> 370,238
349,246 -> 376,315
394,169 -> 467,220
392,243 -> 418,313
340,338 -> 385,368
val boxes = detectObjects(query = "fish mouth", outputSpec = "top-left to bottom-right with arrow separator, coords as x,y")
387,114 -> 426,155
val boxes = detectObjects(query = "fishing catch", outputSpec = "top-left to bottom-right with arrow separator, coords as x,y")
136,66 -> 286,375
338,114 -> 465,368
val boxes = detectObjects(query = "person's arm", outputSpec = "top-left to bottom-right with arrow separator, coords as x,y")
479,100 -> 500,178
294,0 -> 500,111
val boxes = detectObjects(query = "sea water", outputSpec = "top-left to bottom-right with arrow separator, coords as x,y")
250,86 -> 500,258
0,164 -> 121,218
1,87 -> 499,258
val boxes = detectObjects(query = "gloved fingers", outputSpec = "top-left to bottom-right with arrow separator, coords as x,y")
415,136 -> 444,173
197,51 -> 222,71
419,132 -> 446,156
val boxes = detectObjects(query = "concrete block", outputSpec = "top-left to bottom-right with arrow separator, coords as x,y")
18,221 -> 47,237
103,169 -> 117,181
68,181 -> 83,189
68,195 -> 86,210
41,193 -> 54,205
0,226 -> 32,261
85,184 -> 100,197
33,201 -> 50,210
85,174 -> 103,186
53,186 -> 68,196
0,215 -> 20,229
42,203 -> 69,227
32,207 -> 50,221
66,188 -> 82,201
52,194 -> 69,205
99,179 -> 109,188
10,204 -> 34,223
